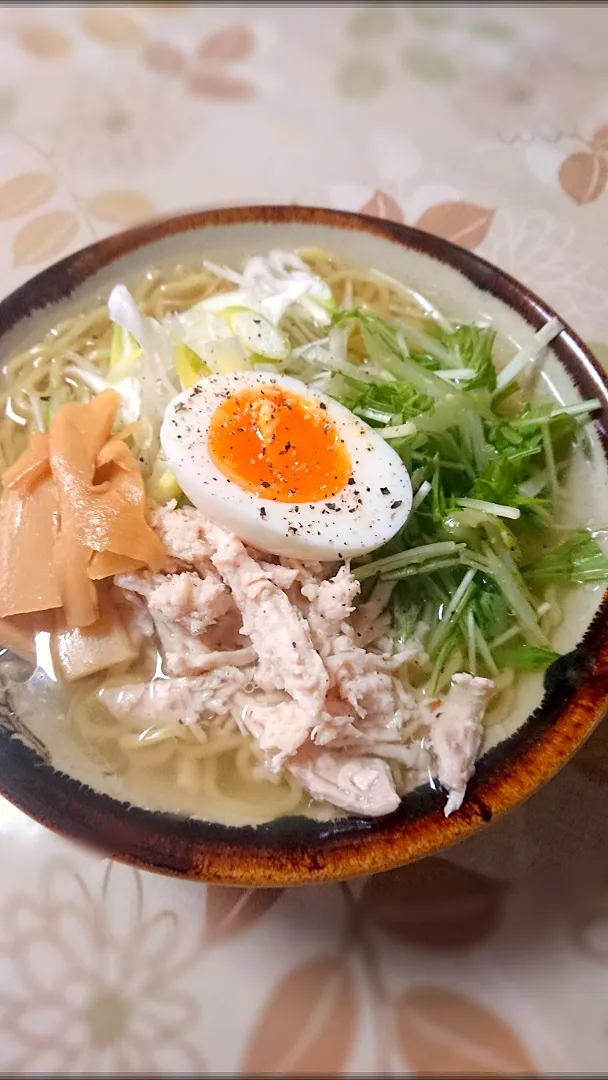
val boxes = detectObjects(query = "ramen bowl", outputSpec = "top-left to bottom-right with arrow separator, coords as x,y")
0,205 -> 607,886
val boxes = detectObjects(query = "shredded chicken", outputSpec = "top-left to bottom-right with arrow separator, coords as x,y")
429,673 -> 495,816
110,507 -> 494,817
153,615 -> 256,677
152,502 -> 214,571
240,699 -> 317,769
149,572 -> 231,634
279,557 -> 326,588
207,523 -> 330,720
289,748 -> 400,817
258,561 -> 301,591
100,667 -> 248,728
112,586 -> 155,647
297,566 -> 405,737
115,567 -> 254,676
116,569 -> 231,635
301,565 -> 360,628
351,580 -> 394,645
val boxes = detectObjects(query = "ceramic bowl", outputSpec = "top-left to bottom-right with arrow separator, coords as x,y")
0,205 -> 607,886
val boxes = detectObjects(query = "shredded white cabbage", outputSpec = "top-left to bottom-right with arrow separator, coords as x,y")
164,305 -> 244,370
108,285 -> 179,463
165,304 -> 289,367
79,253 -> 339,470
64,364 -> 142,425
200,250 -> 335,327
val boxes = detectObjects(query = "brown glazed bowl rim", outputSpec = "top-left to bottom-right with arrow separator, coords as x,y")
0,204 -> 607,887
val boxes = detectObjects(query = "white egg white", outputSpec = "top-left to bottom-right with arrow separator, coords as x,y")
160,371 -> 412,560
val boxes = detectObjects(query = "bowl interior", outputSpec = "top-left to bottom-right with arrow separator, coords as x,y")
0,206 -> 607,884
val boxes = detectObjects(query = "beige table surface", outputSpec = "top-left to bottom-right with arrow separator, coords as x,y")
0,4 -> 608,1074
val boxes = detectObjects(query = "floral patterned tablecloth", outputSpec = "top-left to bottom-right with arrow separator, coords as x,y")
0,4 -> 608,1074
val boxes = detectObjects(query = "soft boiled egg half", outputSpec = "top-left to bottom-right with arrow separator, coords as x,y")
160,371 -> 412,560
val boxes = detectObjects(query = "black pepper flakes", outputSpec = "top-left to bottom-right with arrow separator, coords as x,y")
259,508 -> 267,518
380,487 -> 390,496
391,500 -> 402,509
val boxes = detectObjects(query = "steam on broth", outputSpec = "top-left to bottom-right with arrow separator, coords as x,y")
0,248 -> 605,826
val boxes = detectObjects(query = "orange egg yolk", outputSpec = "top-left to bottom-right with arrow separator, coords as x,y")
208,385 -> 352,503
